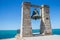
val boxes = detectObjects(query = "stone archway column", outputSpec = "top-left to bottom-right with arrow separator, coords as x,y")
40,5 -> 52,35
20,2 -> 32,37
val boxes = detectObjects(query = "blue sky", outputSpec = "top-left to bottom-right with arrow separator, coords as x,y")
0,0 -> 60,30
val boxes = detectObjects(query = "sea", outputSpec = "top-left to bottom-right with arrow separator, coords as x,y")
0,29 -> 60,39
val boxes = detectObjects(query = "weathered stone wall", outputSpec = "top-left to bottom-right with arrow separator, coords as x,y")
40,5 -> 52,35
20,2 -> 32,37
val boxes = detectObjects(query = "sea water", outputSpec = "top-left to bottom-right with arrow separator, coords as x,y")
0,29 -> 60,39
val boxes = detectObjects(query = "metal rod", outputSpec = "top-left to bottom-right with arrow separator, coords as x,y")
31,5 -> 41,8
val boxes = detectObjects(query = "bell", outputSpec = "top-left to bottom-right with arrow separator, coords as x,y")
31,9 -> 40,20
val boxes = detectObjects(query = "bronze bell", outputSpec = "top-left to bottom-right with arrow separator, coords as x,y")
31,9 -> 40,20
